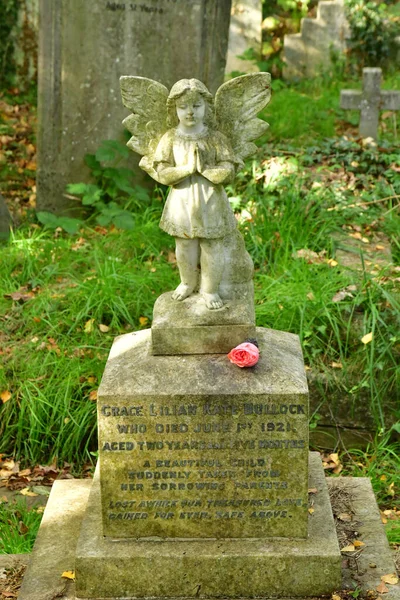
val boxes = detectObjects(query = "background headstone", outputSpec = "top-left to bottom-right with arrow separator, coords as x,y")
226,0 -> 262,74
0,194 -> 12,242
340,67 -> 400,140
36,0 -> 232,215
283,0 -> 350,80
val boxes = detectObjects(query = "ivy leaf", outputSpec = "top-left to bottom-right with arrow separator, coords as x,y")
37,211 -> 59,229
66,183 -> 90,196
57,217 -> 83,235
113,212 -> 135,230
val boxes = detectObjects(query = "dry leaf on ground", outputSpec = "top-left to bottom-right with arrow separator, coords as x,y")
61,571 -> 75,580
381,574 -> 399,585
376,582 -> 389,594
0,391 -> 11,403
84,318 -> 95,334
361,332 -> 373,344
19,487 -> 38,497
341,544 -> 356,552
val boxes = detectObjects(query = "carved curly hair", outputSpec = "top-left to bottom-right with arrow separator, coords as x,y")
166,79 -> 216,129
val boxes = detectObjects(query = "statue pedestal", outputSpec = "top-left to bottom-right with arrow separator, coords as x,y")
152,292 -> 255,355
17,328 -> 398,599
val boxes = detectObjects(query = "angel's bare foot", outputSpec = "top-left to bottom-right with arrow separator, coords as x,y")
203,292 -> 223,310
172,283 -> 195,301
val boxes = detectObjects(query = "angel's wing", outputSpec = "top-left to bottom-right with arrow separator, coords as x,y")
214,73 -> 271,163
120,76 -> 169,158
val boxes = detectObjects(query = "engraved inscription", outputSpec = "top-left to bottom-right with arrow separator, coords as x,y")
99,398 -> 309,537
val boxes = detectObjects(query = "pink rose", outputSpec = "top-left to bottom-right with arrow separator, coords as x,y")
227,342 -> 259,368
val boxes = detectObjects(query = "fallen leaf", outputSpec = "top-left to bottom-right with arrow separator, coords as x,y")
296,249 -> 326,264
31,485 -> 51,496
98,324 -> 109,333
87,376 -> 97,384
5,290 -> 35,303
308,488 -> 318,494
353,540 -> 365,547
19,521 -> 29,535
327,258 -> 338,267
361,332 -> 373,345
331,362 -> 343,369
0,390 -> 11,403
307,291 -> 315,301
139,316 -> 149,327
380,474 -> 387,482
376,582 -> 389,594
89,390 -> 98,402
84,318 -> 95,334
328,453 -> 340,466
338,513 -> 352,522
381,574 -> 398,585
332,288 -> 354,302
18,468 -> 31,477
308,507 -> 314,514
387,482 -> 395,497
341,544 -> 356,552
332,594 -> 341,600
19,487 -> 38,497
61,571 -> 75,580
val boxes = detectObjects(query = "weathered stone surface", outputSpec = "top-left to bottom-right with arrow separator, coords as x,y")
18,479 -> 91,600
327,477 -> 400,599
340,68 -> 400,140
283,0 -> 349,80
152,291 -> 255,354
97,326 -> 309,538
16,473 -> 400,600
120,73 -> 270,310
226,0 -> 262,74
75,453 -> 341,598
37,0 -> 232,214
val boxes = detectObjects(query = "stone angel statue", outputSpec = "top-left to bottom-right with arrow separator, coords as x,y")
120,74 -> 271,310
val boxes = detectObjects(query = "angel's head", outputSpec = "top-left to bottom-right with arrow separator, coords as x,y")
167,79 -> 215,130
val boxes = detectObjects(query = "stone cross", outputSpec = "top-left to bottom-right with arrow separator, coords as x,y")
340,67 -> 400,140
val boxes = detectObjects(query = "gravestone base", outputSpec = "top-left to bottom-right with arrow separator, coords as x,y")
16,473 -> 400,600
75,453 -> 341,599
152,292 -> 256,355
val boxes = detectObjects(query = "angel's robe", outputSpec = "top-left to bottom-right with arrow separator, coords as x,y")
153,127 -> 237,239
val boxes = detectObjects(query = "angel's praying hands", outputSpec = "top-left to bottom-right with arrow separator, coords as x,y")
120,74 -> 271,310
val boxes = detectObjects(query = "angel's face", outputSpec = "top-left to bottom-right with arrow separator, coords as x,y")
176,92 -> 206,129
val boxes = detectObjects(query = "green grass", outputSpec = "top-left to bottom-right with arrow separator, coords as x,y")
261,73 -> 400,145
0,500 -> 43,554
